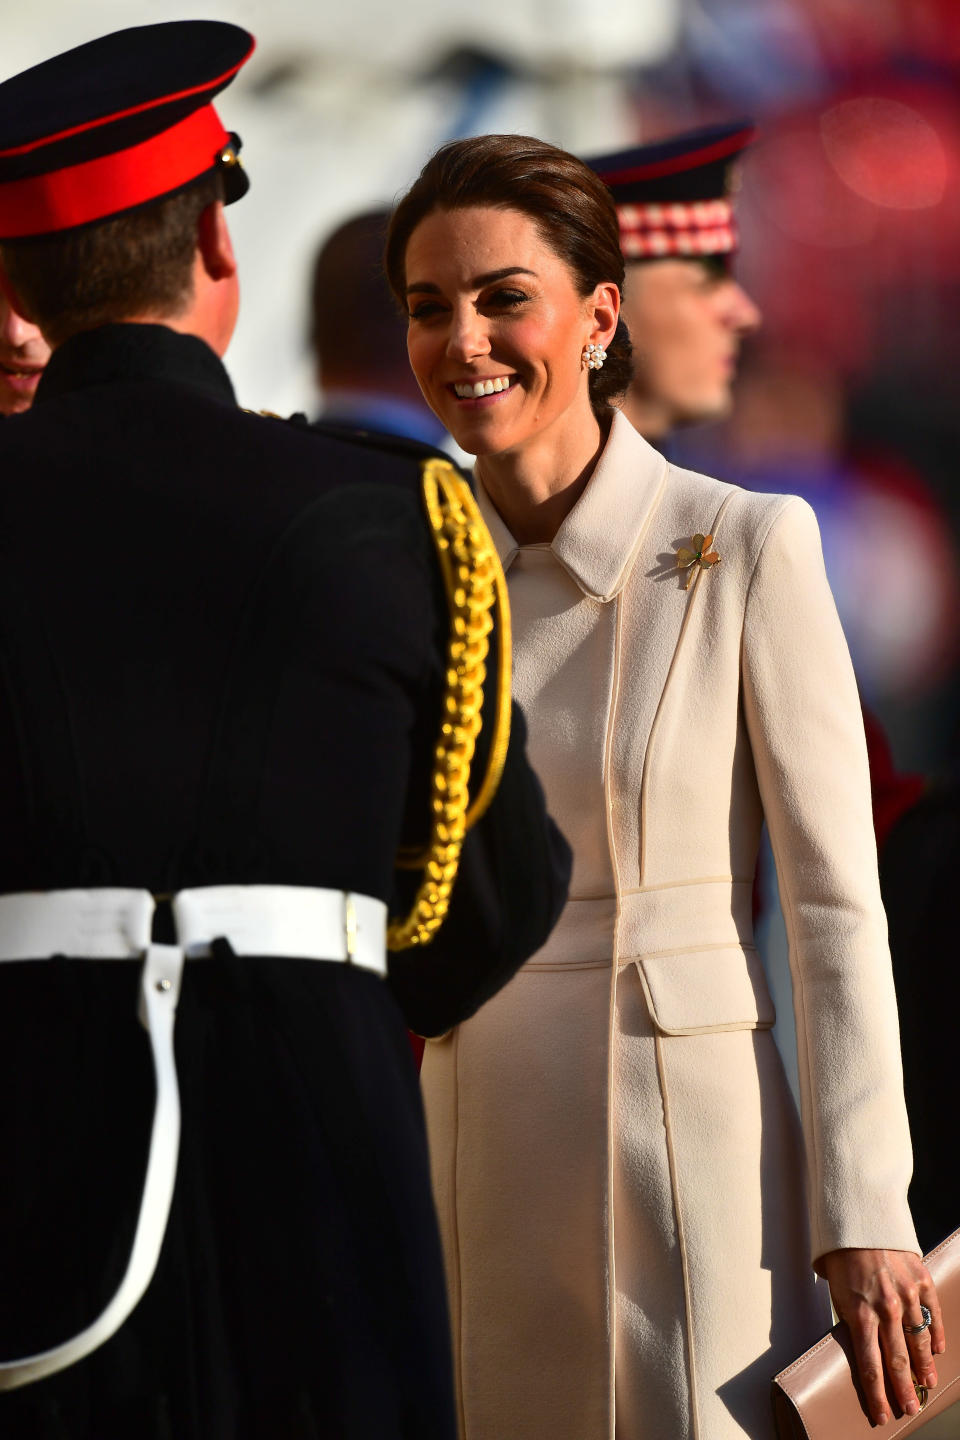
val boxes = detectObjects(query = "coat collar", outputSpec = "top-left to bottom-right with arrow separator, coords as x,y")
35,323 -> 236,408
476,410 -> 669,602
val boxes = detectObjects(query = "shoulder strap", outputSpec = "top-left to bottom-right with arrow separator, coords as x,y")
388,457 -> 512,951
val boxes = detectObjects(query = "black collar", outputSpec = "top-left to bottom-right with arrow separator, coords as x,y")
35,323 -> 236,407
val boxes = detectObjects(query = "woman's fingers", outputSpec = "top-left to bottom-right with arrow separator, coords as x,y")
903,1319 -> 938,1392
849,1311 -> 893,1426
921,1272 -> 947,1357
875,1290 -> 927,1419
817,1247 -> 946,1425
902,1273 -> 943,1387
848,1293 -> 924,1425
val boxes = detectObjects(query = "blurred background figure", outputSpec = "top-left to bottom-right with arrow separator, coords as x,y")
676,348 -> 958,777
0,292 -> 49,415
658,1 -> 960,775
587,121 -> 761,445
309,207 -> 447,446
880,776 -> 960,1255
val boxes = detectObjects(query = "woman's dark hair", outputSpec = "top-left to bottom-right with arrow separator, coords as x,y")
385,134 -> 632,420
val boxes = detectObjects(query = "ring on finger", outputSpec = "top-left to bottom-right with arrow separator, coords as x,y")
903,1304 -> 933,1336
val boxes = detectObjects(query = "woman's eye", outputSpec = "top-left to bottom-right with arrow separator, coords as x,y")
486,289 -> 529,309
407,300 -> 445,320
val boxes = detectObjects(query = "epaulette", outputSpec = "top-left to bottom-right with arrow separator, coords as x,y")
387,457 -> 512,950
309,419 -> 468,475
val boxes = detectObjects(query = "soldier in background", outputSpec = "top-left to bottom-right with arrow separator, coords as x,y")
587,121 -> 761,446
0,291 -> 48,414
310,207 -> 448,447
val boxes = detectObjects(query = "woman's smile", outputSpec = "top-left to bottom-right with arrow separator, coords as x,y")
450,374 -> 517,402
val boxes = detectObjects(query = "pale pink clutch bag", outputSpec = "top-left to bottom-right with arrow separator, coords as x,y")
772,1228 -> 960,1437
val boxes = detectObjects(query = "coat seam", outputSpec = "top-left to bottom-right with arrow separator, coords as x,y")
451,1026 -> 467,1440
742,499 -> 824,1260
524,960 -> 613,971
620,875 -> 752,894
766,817 -> 822,1258
639,489 -> 736,883
655,1032 -> 702,1439
634,488 -> 736,1437
602,590 -> 626,1437
741,494 -> 801,617
625,941 -> 759,961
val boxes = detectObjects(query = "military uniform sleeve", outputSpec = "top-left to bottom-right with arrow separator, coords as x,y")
741,495 -> 919,1262
387,700 -> 571,1037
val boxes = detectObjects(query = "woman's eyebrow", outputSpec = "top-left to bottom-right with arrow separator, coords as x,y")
405,266 -> 538,296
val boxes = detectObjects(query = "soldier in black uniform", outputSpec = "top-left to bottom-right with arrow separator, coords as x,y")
0,22 -> 570,1440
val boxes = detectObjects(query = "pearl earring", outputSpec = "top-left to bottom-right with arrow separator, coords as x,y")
582,342 -> 607,371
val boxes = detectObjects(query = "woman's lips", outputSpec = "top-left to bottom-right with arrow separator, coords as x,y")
448,375 -> 516,406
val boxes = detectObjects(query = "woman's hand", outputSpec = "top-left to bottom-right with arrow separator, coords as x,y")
817,1248 -> 944,1427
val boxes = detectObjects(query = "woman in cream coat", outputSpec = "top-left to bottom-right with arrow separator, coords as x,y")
386,134 -> 944,1440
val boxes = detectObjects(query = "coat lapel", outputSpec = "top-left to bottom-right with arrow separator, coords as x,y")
551,414 -> 668,602
475,479 -> 519,574
475,412 -> 668,602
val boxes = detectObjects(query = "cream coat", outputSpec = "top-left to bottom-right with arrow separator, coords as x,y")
421,414 -> 919,1440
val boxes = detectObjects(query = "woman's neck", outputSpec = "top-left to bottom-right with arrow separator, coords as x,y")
475,411 -> 609,546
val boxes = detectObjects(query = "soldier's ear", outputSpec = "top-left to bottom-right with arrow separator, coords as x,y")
196,200 -> 237,284
0,257 -> 38,326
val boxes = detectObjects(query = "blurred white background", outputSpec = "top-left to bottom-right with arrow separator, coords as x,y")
2,0 -> 679,411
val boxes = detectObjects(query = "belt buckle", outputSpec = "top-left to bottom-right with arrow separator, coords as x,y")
150,892 -> 176,946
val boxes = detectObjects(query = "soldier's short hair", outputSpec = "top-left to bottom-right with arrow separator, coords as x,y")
0,172 -> 224,347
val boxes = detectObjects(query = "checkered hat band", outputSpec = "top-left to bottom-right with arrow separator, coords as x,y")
617,198 -> 738,258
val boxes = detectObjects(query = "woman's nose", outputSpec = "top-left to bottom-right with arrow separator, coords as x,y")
446,307 -> 490,363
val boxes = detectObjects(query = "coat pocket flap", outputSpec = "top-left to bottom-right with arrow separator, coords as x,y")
635,945 -> 775,1036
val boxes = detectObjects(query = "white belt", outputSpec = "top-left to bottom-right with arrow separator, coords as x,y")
0,884 -> 387,1391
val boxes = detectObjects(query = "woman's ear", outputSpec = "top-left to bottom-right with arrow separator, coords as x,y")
196,200 -> 238,283
589,280 -> 620,350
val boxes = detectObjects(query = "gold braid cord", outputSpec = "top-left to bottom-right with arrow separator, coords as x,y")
387,458 -> 513,951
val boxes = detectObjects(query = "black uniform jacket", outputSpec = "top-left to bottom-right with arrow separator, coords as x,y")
0,324 -> 570,1440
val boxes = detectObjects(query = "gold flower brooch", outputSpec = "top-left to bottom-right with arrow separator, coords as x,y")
676,534 -> 721,590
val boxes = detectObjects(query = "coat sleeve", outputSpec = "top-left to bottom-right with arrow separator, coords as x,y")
740,495 -> 919,1263
387,699 -> 571,1039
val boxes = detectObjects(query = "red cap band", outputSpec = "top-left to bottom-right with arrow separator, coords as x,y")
617,198 -> 738,259
0,105 -> 230,238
